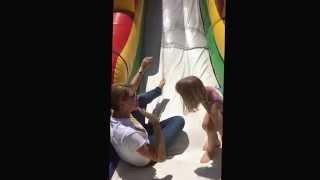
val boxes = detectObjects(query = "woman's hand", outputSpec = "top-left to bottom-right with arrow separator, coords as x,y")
140,57 -> 153,72
137,107 -> 160,124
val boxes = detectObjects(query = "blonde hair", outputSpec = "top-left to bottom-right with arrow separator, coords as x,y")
175,76 -> 209,112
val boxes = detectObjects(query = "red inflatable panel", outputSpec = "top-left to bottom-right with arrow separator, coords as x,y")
112,12 -> 133,82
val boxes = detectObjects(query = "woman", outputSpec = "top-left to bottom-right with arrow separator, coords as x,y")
176,76 -> 223,163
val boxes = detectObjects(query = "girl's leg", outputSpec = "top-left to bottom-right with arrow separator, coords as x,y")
202,114 -> 209,151
200,130 -> 219,163
216,110 -> 223,147
202,113 -> 220,150
203,138 -> 208,151
201,113 -> 220,163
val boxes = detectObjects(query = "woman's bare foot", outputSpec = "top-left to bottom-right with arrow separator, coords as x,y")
158,79 -> 166,90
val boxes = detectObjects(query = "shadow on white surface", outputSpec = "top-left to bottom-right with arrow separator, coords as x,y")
167,131 -> 189,158
116,162 -> 173,180
194,148 -> 222,179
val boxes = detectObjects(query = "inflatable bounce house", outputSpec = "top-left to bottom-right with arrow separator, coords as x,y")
110,0 -> 225,179
112,0 -> 145,84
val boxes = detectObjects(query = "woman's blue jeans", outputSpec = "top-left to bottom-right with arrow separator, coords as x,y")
131,87 -> 185,150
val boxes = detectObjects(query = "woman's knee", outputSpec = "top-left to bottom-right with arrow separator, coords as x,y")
172,116 -> 185,129
137,95 -> 147,107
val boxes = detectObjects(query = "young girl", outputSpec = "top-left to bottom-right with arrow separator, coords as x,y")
176,76 -> 223,163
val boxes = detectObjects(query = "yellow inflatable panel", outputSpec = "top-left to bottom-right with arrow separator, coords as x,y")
114,0 -> 135,13
214,20 -> 225,59
208,0 -> 225,59
113,0 -> 144,84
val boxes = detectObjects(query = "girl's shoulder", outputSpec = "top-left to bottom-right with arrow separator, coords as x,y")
205,86 -> 223,102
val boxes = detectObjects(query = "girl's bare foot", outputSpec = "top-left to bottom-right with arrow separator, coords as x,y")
201,142 -> 221,163
200,151 -> 210,163
200,150 -> 216,163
